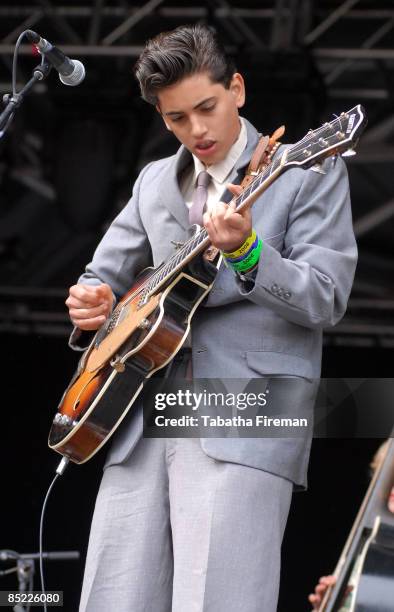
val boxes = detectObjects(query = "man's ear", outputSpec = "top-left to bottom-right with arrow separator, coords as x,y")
156,104 -> 172,131
229,73 -> 246,109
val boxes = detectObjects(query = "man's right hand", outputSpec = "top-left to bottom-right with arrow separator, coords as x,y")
66,283 -> 114,331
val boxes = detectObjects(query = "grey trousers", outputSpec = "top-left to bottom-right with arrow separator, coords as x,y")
79,435 -> 293,612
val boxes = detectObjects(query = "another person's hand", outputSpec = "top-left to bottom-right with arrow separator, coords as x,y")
308,575 -> 337,610
66,283 -> 113,331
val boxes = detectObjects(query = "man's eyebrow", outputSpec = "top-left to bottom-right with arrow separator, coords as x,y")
164,96 -> 216,117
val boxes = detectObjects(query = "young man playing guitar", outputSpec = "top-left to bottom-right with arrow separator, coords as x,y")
65,24 -> 358,612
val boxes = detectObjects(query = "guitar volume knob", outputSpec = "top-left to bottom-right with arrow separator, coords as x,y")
138,318 -> 151,330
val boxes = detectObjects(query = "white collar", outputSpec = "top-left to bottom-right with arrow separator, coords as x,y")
191,117 -> 247,184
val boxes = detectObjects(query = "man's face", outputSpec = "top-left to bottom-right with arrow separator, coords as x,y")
156,71 -> 245,166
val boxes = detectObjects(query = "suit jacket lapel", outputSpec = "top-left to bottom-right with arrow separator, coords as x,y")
157,146 -> 192,231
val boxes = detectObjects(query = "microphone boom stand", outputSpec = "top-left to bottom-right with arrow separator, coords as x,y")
0,59 -> 52,139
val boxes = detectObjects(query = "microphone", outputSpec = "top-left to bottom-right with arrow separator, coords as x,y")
25,30 -> 85,86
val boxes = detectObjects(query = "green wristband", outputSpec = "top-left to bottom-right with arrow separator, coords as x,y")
229,239 -> 262,272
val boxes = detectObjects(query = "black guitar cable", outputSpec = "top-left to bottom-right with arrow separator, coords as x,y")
39,457 -> 69,612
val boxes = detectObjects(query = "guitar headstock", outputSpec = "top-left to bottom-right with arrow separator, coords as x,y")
285,104 -> 367,168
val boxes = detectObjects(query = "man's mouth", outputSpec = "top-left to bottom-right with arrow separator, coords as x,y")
195,140 -> 216,155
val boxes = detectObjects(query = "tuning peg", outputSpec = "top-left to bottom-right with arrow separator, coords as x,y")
342,149 -> 356,157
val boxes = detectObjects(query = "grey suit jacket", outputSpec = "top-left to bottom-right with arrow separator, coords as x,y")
71,118 -> 357,487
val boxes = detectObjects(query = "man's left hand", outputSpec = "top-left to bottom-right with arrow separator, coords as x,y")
203,183 -> 252,252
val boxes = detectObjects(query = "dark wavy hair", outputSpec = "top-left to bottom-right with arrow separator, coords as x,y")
134,24 -> 236,105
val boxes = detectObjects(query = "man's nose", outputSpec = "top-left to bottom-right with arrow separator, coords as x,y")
190,116 -> 207,138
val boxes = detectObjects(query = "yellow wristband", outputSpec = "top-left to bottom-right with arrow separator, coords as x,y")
223,229 -> 257,259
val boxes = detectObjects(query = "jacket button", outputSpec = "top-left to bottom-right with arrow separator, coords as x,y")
271,284 -> 278,293
277,288 -> 283,297
284,291 -> 291,299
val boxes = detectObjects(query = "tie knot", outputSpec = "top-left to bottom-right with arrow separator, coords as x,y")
196,170 -> 211,188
